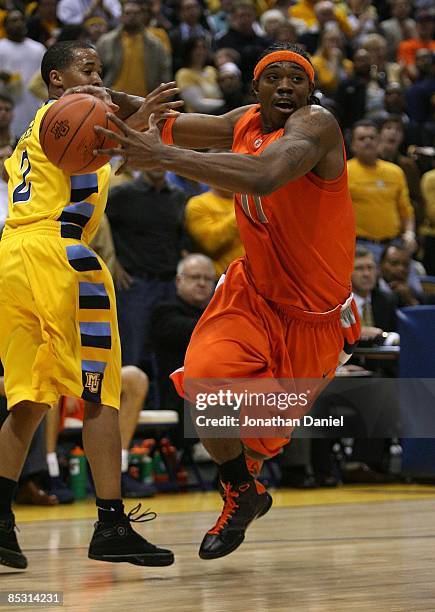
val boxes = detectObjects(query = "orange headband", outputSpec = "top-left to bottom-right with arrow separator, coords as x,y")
253,51 -> 315,84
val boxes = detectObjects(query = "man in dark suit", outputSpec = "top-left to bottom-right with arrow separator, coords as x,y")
352,246 -> 398,341
150,253 -> 215,445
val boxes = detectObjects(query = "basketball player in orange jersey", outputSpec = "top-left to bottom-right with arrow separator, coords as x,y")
0,41 -> 181,570
95,43 -> 361,560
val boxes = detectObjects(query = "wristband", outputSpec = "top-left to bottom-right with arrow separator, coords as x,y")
161,115 -> 178,145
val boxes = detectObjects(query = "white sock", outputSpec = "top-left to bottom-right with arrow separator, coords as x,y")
121,449 -> 129,473
47,452 -> 60,478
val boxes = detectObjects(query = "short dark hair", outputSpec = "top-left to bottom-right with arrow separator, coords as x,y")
380,243 -> 408,263
380,113 -> 404,132
351,119 -> 379,136
181,36 -> 209,68
41,40 -> 95,87
0,92 -> 13,108
256,43 -> 319,104
355,246 -> 374,259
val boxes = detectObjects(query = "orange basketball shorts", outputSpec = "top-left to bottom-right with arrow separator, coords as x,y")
171,258 -> 360,458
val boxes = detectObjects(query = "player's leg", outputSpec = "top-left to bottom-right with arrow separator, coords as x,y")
45,400 -> 74,503
181,269 -> 277,559
83,402 -> 174,566
0,401 -> 49,569
118,366 -> 154,497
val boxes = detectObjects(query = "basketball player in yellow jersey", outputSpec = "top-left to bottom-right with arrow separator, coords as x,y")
0,40 -> 178,570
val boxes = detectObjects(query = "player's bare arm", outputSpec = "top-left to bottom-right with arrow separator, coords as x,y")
62,82 -> 183,125
95,105 -> 342,195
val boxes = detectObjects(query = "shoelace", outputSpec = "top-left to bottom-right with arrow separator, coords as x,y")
126,503 -> 157,524
208,483 -> 239,535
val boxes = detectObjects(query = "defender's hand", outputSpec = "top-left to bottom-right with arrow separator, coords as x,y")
62,86 -> 119,113
126,82 -> 183,131
94,113 -> 164,170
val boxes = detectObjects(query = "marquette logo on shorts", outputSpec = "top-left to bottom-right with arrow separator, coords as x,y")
84,371 -> 102,394
51,119 -> 70,139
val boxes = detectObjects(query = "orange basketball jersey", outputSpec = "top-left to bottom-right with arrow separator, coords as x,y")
231,105 -> 355,312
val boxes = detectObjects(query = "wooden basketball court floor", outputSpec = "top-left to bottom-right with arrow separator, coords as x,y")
2,484 -> 435,612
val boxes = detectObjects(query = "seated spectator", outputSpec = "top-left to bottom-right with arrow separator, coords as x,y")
260,9 -> 286,41
311,26 -> 353,96
371,83 -> 412,144
142,0 -> 171,54
83,15 -> 108,44
397,9 -> 435,73
348,119 -> 416,262
274,20 -> 299,45
0,10 -> 46,140
379,244 -> 424,306
209,0 -> 235,35
361,32 -> 401,87
379,0 -> 416,62
289,0 -> 353,37
106,170 -> 186,367
151,254 -> 216,445
217,61 -> 252,111
176,36 -> 224,113
421,163 -> 435,275
346,0 -> 378,48
27,0 -> 63,47
170,0 -> 212,73
378,115 -> 425,228
57,0 -> 121,27
405,48 -> 435,146
214,46 -> 241,68
334,48 -> 373,129
96,0 -> 171,97
215,0 -> 270,91
352,246 -> 398,345
297,0 -> 339,55
185,183 -> 244,277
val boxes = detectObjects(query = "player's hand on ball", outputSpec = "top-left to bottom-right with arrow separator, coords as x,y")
126,82 -> 183,131
94,113 -> 164,170
62,85 -> 119,113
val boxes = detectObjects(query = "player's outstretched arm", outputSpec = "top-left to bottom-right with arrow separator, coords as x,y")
127,104 -> 251,150
95,106 -> 341,195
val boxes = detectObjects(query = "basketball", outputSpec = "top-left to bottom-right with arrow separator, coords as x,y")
39,93 -> 120,174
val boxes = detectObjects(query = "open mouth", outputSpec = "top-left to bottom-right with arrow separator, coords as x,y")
273,101 -> 295,114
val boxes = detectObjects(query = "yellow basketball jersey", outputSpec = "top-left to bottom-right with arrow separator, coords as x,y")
4,100 -> 110,244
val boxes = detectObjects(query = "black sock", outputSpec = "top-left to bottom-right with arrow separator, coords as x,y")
96,498 -> 124,523
218,453 -> 252,486
0,476 -> 17,516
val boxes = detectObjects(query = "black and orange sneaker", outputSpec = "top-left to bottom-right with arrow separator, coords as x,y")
199,480 -> 272,560
0,513 -> 27,569
88,504 -> 174,567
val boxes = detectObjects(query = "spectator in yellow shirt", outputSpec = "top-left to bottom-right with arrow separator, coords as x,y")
289,0 -> 353,37
311,26 -> 353,95
185,186 -> 244,277
348,119 -> 416,262
421,166 -> 435,275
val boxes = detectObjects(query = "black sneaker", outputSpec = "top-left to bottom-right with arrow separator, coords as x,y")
0,513 -> 27,569
88,504 -> 174,567
199,480 -> 272,560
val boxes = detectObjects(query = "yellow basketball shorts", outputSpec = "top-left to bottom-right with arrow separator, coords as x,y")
0,221 -> 121,410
